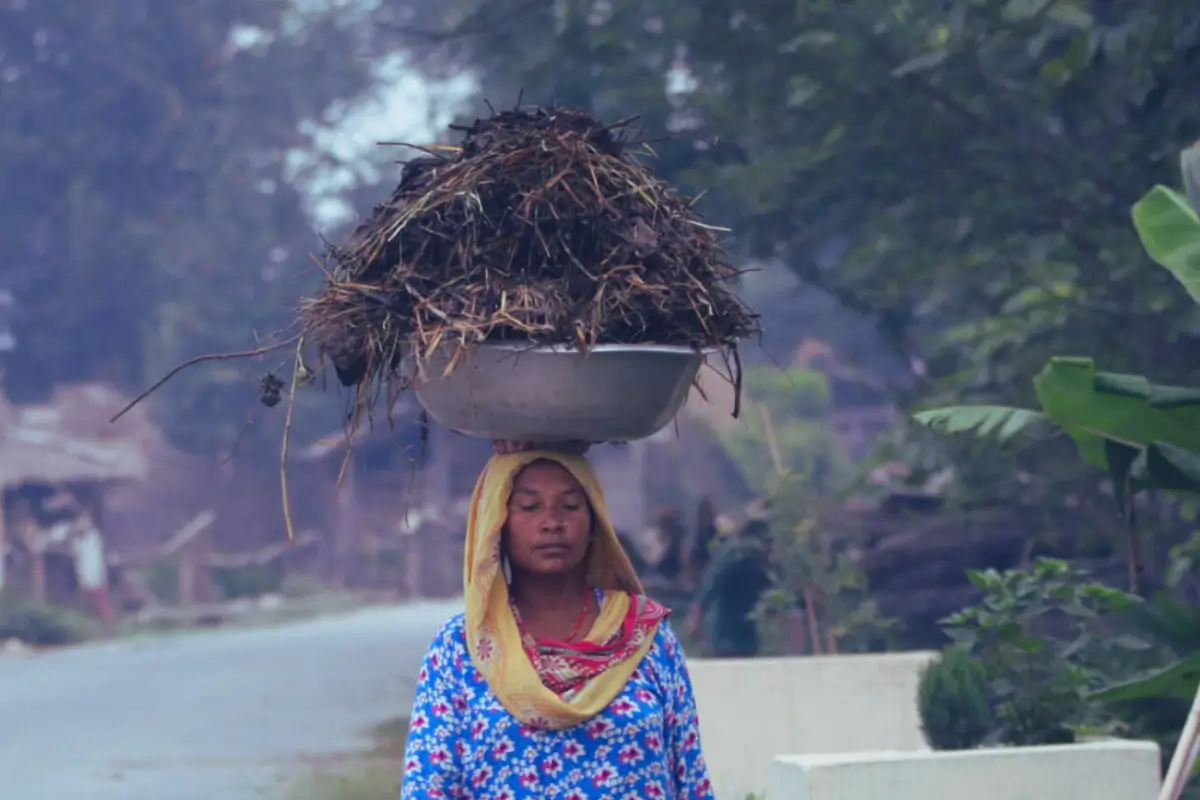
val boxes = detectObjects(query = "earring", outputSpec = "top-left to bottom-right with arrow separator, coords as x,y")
501,555 -> 513,584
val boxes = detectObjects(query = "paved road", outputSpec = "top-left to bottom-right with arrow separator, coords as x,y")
0,600 -> 460,800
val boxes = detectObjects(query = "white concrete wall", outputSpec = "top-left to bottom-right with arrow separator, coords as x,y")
688,652 -> 936,799
770,741 -> 1161,800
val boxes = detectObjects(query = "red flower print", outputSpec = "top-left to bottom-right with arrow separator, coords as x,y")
610,698 -> 635,715
585,718 -> 613,738
478,640 -> 493,660
430,746 -> 451,765
452,695 -> 468,712
519,770 -> 538,788
491,739 -> 514,759
636,688 -> 654,703
411,713 -> 428,731
431,701 -> 450,716
562,740 -> 584,759
542,755 -> 562,776
618,744 -> 644,764
646,781 -> 666,798
591,767 -> 616,787
645,733 -> 663,750
470,766 -> 492,786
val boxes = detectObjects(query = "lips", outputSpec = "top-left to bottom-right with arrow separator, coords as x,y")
534,543 -> 570,555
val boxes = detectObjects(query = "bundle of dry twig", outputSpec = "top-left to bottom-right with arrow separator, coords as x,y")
299,105 -> 758,393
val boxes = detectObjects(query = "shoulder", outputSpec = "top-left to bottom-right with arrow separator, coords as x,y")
423,613 -> 469,664
648,618 -> 688,667
435,612 -> 467,639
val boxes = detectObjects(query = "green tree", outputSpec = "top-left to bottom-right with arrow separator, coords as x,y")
0,2 -> 405,454
397,0 -> 1200,505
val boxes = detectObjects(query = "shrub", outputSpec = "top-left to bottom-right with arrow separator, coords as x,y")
917,644 -> 992,750
0,595 -> 94,647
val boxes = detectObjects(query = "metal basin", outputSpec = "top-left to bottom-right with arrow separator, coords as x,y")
405,343 -> 707,442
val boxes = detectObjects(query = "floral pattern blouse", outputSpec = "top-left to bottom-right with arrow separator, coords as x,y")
400,614 -> 714,799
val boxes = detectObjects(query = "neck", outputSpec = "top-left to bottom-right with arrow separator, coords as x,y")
509,569 -> 588,613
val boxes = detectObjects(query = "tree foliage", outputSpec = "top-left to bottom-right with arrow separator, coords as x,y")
0,2 -> 400,453
915,173 -> 1200,512
412,0 -> 1200,395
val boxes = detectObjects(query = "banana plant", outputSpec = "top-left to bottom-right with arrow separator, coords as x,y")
915,145 -> 1200,513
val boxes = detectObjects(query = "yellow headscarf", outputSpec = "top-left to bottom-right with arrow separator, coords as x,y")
463,450 -> 659,730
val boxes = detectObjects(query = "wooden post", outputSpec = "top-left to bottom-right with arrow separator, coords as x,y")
422,425 -> 453,512
26,507 -> 46,605
176,522 -> 212,606
1159,678 -> 1200,800
404,530 -> 423,600
0,486 -> 7,595
637,440 -> 651,530
150,511 -> 216,606
30,553 -> 45,604
333,456 -> 357,588
177,547 -> 195,606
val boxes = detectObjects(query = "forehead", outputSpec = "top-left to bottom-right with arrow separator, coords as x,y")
511,461 -> 584,494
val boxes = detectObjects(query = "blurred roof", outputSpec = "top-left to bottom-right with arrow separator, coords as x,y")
0,383 -> 152,488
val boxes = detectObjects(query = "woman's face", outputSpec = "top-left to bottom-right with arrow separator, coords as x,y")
504,460 -> 593,577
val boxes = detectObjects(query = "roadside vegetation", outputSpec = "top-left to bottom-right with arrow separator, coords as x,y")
287,717 -> 409,800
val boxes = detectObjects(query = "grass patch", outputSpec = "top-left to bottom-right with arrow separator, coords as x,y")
287,717 -> 408,800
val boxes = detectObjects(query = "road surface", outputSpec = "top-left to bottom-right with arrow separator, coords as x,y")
0,600 -> 460,800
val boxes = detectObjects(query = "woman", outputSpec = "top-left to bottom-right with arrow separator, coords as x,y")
401,441 -> 714,799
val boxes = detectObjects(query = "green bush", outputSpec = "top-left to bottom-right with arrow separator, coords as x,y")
213,564 -> 282,600
917,644 -> 992,750
143,559 -> 180,604
281,573 -> 325,600
0,595 -> 94,647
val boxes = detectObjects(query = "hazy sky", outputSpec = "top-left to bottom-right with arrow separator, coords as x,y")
231,3 -> 477,231
286,52 -> 475,229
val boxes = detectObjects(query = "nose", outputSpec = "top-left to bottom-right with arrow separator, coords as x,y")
541,513 -> 565,532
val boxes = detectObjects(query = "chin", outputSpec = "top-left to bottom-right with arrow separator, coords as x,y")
529,558 -> 585,575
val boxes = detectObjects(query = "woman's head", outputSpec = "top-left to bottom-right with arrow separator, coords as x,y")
502,459 -> 594,578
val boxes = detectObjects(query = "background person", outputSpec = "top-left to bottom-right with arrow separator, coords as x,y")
686,502 -> 773,659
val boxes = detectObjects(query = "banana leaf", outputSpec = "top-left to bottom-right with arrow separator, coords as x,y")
1092,652 -> 1200,703
910,405 -> 1047,442
1133,185 -> 1200,305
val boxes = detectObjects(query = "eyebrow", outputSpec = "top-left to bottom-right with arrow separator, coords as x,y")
512,487 -> 583,497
